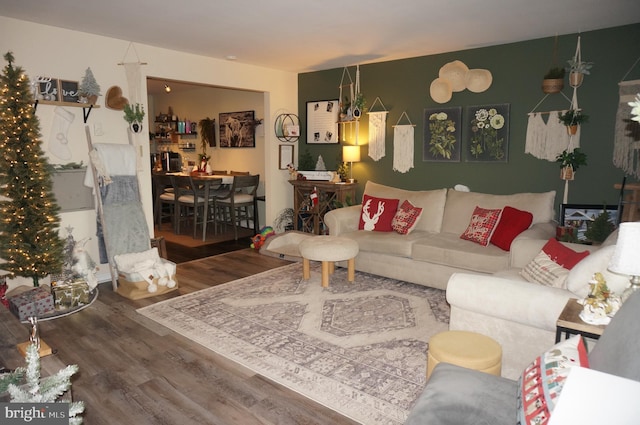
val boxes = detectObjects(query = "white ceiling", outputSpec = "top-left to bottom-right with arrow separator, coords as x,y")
2,0 -> 639,73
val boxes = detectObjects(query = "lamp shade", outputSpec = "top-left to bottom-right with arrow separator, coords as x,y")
608,222 -> 640,276
343,145 -> 361,163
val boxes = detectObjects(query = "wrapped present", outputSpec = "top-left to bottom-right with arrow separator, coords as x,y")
8,287 -> 55,320
51,279 -> 90,309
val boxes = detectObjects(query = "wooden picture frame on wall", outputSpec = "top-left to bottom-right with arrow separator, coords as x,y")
36,78 -> 59,102
279,144 -> 294,169
306,99 -> 339,144
219,110 -> 256,148
59,80 -> 80,103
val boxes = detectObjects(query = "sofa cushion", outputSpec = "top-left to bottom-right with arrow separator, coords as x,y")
516,335 -> 589,425
490,206 -> 533,251
565,245 -> 630,298
340,229 -> 428,258
460,206 -> 502,246
412,232 -> 510,273
441,189 -> 556,234
358,194 -> 399,232
363,181 -> 447,233
392,200 -> 423,235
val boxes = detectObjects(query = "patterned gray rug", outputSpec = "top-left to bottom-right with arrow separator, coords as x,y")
137,262 -> 449,424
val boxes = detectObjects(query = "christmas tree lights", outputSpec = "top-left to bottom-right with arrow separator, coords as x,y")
0,52 -> 64,286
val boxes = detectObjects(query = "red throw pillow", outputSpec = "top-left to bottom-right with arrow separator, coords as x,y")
542,238 -> 590,269
358,194 -> 399,232
460,206 -> 502,246
490,206 -> 533,251
392,200 -> 423,235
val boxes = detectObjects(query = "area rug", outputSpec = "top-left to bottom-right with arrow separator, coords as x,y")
137,263 -> 449,424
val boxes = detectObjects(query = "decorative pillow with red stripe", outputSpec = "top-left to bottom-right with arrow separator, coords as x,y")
516,335 -> 589,425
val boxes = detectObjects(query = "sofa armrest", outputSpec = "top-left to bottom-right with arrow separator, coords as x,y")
325,205 -> 361,236
447,273 -> 572,332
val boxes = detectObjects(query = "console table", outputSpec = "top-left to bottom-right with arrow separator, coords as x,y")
289,180 -> 357,234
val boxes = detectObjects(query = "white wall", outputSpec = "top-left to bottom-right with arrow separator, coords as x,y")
0,16 -> 298,290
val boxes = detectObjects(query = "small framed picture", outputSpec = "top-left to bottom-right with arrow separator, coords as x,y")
306,100 -> 339,144
59,80 -> 79,103
36,78 -> 59,102
279,144 -> 294,170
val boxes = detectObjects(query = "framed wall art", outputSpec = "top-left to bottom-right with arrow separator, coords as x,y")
279,144 -> 294,169
306,99 -> 339,144
465,103 -> 510,163
219,110 -> 256,148
423,107 -> 462,162
59,80 -> 79,103
560,204 -> 618,241
36,77 -> 59,102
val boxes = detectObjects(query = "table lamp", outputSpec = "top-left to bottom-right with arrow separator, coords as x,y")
608,222 -> 640,302
342,145 -> 360,182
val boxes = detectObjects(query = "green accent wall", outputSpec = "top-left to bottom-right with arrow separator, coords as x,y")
298,24 -> 640,215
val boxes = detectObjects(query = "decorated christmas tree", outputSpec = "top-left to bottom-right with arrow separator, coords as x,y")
0,52 -> 65,286
78,67 -> 100,103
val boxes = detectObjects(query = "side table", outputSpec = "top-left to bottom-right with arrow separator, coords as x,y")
555,298 -> 606,343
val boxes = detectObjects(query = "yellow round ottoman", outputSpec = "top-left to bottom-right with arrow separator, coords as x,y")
426,330 -> 502,380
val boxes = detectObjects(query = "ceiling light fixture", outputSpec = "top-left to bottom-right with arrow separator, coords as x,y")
226,55 -> 237,61
164,84 -> 171,93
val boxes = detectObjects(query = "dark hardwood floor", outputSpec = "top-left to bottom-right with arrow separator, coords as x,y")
1,248 -> 359,425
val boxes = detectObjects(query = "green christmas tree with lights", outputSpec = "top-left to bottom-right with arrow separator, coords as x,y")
0,52 -> 64,286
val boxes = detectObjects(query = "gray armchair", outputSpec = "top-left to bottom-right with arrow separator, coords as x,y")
405,290 -> 640,425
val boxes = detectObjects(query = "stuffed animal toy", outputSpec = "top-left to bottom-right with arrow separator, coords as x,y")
71,237 -> 99,290
250,226 -> 276,250
287,163 -> 298,180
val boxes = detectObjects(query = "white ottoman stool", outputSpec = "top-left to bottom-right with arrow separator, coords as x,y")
298,236 -> 359,287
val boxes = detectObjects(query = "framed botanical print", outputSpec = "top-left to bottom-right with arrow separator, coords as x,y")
306,100 -> 339,144
465,103 -> 510,162
423,107 -> 462,162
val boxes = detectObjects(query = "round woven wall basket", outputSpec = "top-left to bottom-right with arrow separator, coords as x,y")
542,78 -> 564,94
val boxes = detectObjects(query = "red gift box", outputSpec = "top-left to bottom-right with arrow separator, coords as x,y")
8,287 -> 55,320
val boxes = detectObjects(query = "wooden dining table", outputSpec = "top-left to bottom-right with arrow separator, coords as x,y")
166,172 -> 234,240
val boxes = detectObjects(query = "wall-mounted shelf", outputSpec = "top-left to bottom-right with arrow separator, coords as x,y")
274,113 -> 300,142
34,99 -> 99,123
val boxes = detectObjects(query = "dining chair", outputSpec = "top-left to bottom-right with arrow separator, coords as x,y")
215,174 -> 260,240
153,173 -> 176,230
171,175 -> 207,239
211,170 -> 228,175
229,170 -> 251,175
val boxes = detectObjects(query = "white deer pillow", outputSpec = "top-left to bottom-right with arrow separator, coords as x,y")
358,194 -> 399,232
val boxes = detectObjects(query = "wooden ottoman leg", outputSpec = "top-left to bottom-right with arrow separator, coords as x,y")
328,262 -> 335,275
303,258 -> 311,280
347,258 -> 355,282
321,261 -> 330,287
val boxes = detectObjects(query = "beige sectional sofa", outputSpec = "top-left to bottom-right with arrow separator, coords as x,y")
324,181 -> 557,290
447,232 -> 625,379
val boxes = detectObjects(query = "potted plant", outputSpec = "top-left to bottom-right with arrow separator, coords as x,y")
542,67 -> 565,94
556,147 -> 587,180
123,103 -> 145,133
566,58 -> 593,87
78,67 -> 101,104
558,109 -> 589,135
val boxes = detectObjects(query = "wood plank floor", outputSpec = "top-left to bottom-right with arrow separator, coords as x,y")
9,249 -> 359,425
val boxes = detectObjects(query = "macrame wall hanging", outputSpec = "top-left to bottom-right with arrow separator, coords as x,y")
613,55 -> 640,179
118,42 -> 148,170
367,97 -> 388,161
393,112 -> 415,173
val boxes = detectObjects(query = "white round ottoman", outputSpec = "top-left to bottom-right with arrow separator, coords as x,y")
298,236 -> 359,287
